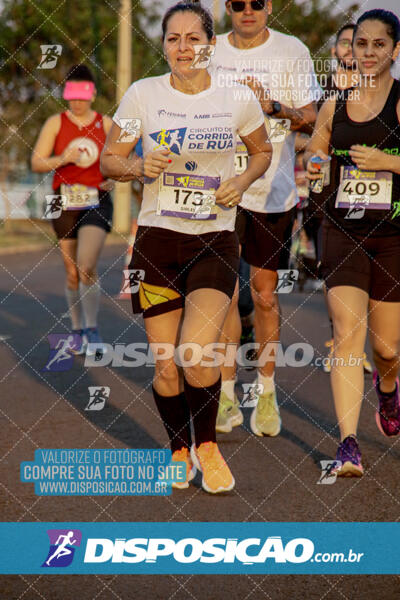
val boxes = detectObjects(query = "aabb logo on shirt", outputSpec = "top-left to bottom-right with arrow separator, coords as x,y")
150,128 -> 187,155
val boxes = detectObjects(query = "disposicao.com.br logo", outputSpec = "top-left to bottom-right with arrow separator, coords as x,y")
82,536 -> 363,566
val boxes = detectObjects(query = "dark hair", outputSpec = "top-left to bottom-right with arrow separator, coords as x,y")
354,9 -> 400,46
66,64 -> 95,83
335,23 -> 355,44
161,1 -> 214,41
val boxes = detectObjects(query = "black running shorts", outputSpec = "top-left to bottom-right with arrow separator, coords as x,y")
128,226 -> 239,318
321,223 -> 400,302
236,206 -> 295,271
51,189 -> 113,240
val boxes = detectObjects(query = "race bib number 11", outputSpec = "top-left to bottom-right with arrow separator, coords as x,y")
158,173 -> 220,220
335,166 -> 392,210
235,142 -> 265,179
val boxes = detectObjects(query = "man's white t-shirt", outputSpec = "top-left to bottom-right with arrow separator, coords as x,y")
212,29 -> 321,213
113,73 -> 264,234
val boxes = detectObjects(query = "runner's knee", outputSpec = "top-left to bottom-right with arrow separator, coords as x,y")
183,363 -> 219,387
78,263 -> 97,284
333,316 -> 365,350
154,359 -> 180,386
252,286 -> 277,312
66,267 -> 79,289
372,341 -> 399,364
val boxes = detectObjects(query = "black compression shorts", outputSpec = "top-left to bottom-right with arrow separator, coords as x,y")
321,223 -> 400,302
236,206 -> 295,271
51,189 -> 113,240
128,226 -> 239,318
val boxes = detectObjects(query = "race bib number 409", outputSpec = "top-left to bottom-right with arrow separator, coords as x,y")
335,166 -> 393,210
157,173 -> 220,220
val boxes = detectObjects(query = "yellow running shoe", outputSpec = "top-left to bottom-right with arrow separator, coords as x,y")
363,353 -> 372,374
171,447 -> 196,489
190,442 -> 235,494
324,340 -> 372,375
216,391 -> 244,433
323,339 -> 334,373
250,388 -> 281,437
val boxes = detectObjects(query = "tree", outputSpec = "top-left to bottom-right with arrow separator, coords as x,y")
268,0 -> 359,58
0,0 -> 163,175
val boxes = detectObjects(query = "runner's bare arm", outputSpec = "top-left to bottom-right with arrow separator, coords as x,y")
99,115 -> 116,189
216,123 -> 272,206
275,102 -> 317,134
100,121 -> 143,181
102,115 -> 113,136
349,97 -> 400,173
303,98 -> 335,179
239,123 -> 272,189
31,115 -> 80,172
240,77 -> 317,134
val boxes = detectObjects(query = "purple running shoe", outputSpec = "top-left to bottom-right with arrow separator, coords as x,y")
374,371 -> 400,437
333,435 -> 364,477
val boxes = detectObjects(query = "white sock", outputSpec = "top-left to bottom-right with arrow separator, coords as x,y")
65,287 -> 83,330
221,379 -> 235,401
257,371 -> 275,394
79,281 -> 100,329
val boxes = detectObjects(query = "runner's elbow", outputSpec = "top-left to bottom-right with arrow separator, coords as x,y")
99,152 -> 114,177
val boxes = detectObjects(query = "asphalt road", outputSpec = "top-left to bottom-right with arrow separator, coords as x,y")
1,244 -> 400,599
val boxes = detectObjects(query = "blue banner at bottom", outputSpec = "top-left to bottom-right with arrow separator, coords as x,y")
0,522 -> 397,574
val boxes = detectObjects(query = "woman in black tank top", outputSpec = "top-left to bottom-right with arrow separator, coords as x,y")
304,10 -> 400,477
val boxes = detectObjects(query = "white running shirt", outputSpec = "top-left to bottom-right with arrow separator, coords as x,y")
212,30 -> 321,213
113,73 -> 264,234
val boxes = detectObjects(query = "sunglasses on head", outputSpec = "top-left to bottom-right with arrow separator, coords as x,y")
230,0 -> 266,12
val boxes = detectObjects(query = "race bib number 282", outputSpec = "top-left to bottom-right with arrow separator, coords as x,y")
60,184 -> 99,211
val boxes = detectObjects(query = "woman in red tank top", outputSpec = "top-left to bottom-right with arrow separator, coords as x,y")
31,65 -> 113,354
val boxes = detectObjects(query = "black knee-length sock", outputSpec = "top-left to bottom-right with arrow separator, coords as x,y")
152,387 -> 192,453
183,376 -> 221,447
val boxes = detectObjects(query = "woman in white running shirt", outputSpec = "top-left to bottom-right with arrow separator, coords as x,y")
101,1 -> 271,494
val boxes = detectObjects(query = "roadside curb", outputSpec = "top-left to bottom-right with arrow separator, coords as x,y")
0,236 -> 127,256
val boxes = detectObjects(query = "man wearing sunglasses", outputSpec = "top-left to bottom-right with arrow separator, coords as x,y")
213,0 -> 321,437
327,24 -> 357,97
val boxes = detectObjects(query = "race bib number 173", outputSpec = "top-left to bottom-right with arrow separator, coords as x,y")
158,173 -> 220,220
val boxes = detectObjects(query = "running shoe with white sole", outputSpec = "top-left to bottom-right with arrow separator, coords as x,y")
171,447 -> 196,489
216,391 -> 243,433
250,388 -> 281,436
231,393 -> 244,427
190,442 -> 235,493
85,327 -> 107,357
374,371 -> 400,437
332,435 -> 364,477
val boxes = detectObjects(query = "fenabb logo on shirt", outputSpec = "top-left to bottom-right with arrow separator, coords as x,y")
157,109 -> 186,118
